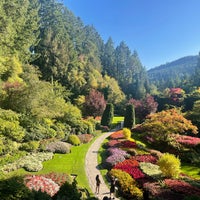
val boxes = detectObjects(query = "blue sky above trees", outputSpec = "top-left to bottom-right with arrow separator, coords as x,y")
64,0 -> 200,69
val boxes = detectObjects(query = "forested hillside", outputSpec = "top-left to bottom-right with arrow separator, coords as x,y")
148,55 -> 198,91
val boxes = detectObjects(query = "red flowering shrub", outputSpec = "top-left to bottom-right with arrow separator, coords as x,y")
165,179 -> 200,196
114,158 -> 139,168
114,164 -> 145,179
132,155 -> 158,164
143,182 -> 184,200
110,130 -> 124,139
118,140 -> 137,148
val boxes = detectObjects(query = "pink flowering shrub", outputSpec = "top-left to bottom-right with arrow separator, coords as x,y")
110,130 -> 124,139
164,179 -> 200,196
107,140 -> 121,147
175,134 -> 200,147
132,155 -> 158,164
43,172 -> 72,186
107,147 -> 129,157
24,175 -> 60,197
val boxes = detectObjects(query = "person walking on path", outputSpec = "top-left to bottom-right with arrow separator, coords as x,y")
109,176 -> 116,199
85,130 -> 120,200
95,174 -> 101,194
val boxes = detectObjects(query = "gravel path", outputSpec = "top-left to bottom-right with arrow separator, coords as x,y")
85,131 -> 120,200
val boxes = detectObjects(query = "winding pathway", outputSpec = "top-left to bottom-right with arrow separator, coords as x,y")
85,131 -> 120,200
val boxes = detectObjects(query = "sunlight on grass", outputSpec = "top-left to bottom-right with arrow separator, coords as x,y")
181,163 -> 200,179
4,137 -> 100,193
112,116 -> 124,124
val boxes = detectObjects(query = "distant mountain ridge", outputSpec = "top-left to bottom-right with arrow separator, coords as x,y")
147,55 -> 198,87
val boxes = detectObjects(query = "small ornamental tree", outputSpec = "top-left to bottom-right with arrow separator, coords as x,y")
129,94 -> 158,122
84,89 -> 106,118
123,104 -> 135,129
141,108 -> 198,143
101,103 -> 114,127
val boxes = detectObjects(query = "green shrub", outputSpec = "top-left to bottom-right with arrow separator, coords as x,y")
123,128 -> 131,140
123,104 -> 135,129
54,181 -> 81,200
157,153 -> 181,178
109,169 -> 143,200
101,103 -> 114,127
68,135 -> 81,146
0,151 -> 26,166
0,138 -> 19,156
2,152 -> 54,173
19,141 -> 39,152
23,159 -> 43,172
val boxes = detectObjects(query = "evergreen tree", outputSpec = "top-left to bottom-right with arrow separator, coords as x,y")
0,0 -> 40,62
123,104 -> 135,129
193,52 -> 200,87
101,103 -> 114,127
101,37 -> 116,77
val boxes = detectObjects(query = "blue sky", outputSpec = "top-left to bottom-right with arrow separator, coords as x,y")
63,0 -> 200,69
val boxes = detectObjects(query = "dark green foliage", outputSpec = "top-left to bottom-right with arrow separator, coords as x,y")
123,104 -> 135,129
0,176 -> 32,200
101,103 -> 114,127
53,180 -> 81,200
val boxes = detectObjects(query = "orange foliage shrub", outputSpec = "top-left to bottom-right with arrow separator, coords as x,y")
141,109 -> 198,143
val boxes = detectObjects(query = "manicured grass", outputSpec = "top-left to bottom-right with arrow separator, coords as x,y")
4,137 -> 100,193
181,163 -> 200,179
112,116 -> 124,124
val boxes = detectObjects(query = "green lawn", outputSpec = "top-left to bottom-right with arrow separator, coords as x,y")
181,163 -> 200,179
5,137 -> 100,193
112,116 -> 124,124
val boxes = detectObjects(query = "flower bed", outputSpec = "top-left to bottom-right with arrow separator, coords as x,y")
175,135 -> 200,147
164,179 -> 200,196
139,162 -> 162,178
43,172 -> 72,186
132,154 -> 158,164
114,164 -> 145,179
118,140 -> 137,148
107,147 -> 129,157
109,130 -> 124,139
107,139 -> 121,147
24,175 -> 60,197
